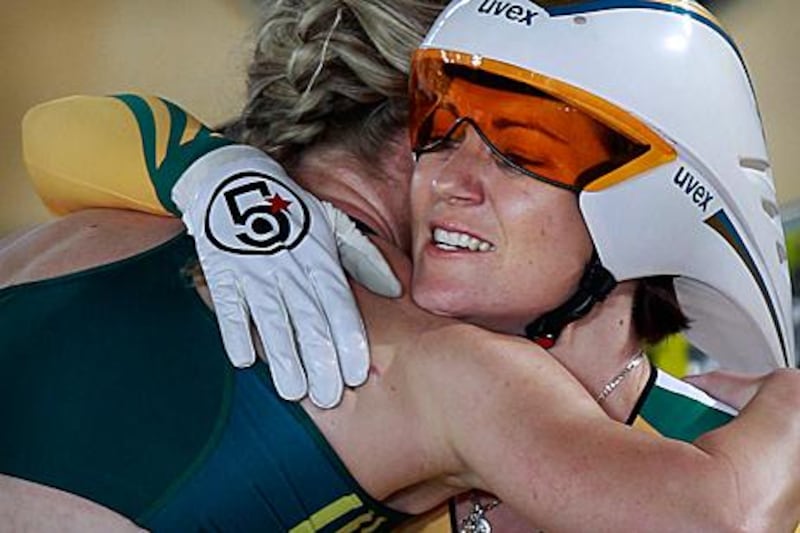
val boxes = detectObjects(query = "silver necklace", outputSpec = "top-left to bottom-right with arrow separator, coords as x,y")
596,351 -> 645,402
459,492 -> 501,533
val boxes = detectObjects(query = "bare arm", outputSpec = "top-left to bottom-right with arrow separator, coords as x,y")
684,370 -> 767,410
418,331 -> 800,532
0,208 -> 184,288
0,475 -> 144,533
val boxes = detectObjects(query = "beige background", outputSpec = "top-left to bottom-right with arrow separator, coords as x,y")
1,1 -> 798,236
0,0 -> 255,235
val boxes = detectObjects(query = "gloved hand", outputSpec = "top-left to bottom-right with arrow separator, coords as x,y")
174,144 -> 401,408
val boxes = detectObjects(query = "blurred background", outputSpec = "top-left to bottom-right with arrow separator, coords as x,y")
0,0 -> 258,235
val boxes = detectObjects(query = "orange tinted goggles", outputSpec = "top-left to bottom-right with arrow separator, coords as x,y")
409,49 -> 676,191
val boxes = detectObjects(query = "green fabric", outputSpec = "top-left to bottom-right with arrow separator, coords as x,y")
0,235 -> 233,518
640,374 -> 734,442
0,234 -> 411,531
113,94 -> 233,215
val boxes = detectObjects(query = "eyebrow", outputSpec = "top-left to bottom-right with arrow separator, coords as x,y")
492,116 -> 568,144
441,101 -> 460,117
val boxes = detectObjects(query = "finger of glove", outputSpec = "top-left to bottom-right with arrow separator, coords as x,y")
308,267 -> 370,390
338,240 -> 402,298
248,286 -> 317,403
276,273 -> 345,409
206,272 -> 257,368
324,201 -> 401,298
180,211 -> 198,237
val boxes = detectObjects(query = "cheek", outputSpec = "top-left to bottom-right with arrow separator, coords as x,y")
410,160 -> 434,210
548,198 -> 592,258
550,217 -> 594,286
564,201 -> 593,251
507,189 -> 592,274
409,170 -> 427,214
409,167 -> 434,245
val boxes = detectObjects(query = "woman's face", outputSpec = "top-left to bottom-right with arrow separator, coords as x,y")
409,90 -> 612,334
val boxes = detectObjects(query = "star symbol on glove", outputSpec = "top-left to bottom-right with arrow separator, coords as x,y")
268,193 -> 292,214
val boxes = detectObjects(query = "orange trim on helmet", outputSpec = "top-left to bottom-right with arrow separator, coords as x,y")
411,49 -> 677,192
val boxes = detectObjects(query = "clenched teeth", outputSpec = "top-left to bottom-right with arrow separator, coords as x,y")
432,227 -> 494,252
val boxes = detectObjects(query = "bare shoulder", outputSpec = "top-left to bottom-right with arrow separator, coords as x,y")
413,324 -> 572,394
0,475 -> 144,532
0,209 -> 184,289
403,319 -> 595,447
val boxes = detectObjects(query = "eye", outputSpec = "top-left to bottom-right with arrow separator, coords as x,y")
416,108 -> 467,153
417,124 -> 466,155
414,137 -> 461,165
493,154 -> 530,178
494,127 -> 557,165
506,152 -> 547,170
487,145 -> 545,177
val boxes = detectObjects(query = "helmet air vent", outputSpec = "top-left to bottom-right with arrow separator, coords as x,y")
777,241 -> 788,264
762,198 -> 780,219
739,157 -> 770,172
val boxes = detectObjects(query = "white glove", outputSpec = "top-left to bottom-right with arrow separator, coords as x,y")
173,144 -> 400,408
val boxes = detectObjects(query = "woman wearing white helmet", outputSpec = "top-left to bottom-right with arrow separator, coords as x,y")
6,1 -> 800,531
405,0 -> 797,528
410,0 -> 793,374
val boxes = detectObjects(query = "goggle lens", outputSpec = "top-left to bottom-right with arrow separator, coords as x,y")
410,51 -> 665,191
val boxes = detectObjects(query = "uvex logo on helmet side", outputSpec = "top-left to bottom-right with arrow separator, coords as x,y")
476,0 -> 539,26
673,166 -> 715,213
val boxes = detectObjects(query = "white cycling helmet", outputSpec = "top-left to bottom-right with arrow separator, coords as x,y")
411,0 -> 794,371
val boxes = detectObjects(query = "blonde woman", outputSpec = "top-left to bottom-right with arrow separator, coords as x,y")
6,1 -> 800,531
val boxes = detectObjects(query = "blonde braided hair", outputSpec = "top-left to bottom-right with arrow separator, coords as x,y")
232,0 -> 445,168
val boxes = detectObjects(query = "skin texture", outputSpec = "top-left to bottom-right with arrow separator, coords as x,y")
410,122 -> 600,333
0,476 -> 145,533
7,0 -> 797,527
3,194 -> 800,532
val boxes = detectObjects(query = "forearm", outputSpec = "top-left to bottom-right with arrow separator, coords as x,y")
506,432 -> 750,532
0,475 -> 144,533
453,349 -> 800,531
22,94 -> 230,217
693,369 -> 800,531
555,370 -> 800,531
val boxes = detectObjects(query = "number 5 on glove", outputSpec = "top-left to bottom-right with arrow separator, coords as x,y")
175,145 -> 400,408
22,94 -> 399,408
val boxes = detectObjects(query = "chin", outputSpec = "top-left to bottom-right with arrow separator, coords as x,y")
410,279 -> 468,319
410,285 -> 514,331
412,288 -> 538,338
410,287 -> 456,318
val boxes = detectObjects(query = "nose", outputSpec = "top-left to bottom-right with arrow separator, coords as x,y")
430,128 -> 487,205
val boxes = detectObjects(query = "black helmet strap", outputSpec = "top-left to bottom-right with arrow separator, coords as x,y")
524,252 -> 618,348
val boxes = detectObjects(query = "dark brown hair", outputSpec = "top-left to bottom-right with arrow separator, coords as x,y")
633,276 -> 690,345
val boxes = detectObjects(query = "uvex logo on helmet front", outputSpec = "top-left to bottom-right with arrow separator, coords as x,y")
476,0 -> 540,26
205,172 -> 310,255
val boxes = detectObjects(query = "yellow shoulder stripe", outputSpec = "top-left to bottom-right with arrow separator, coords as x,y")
289,494 -> 363,532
